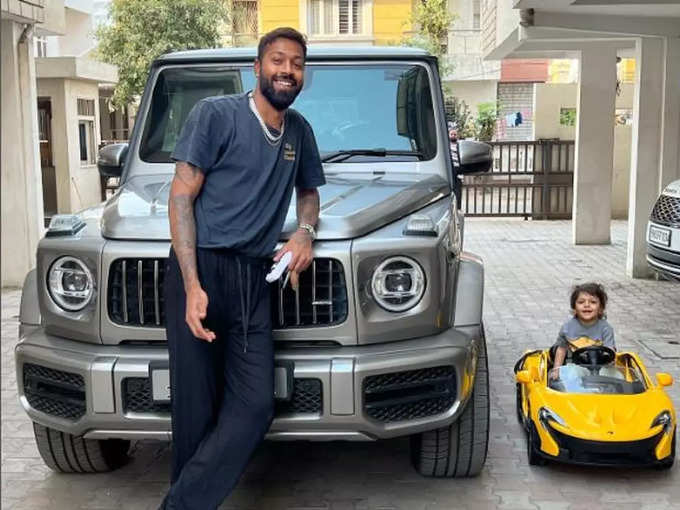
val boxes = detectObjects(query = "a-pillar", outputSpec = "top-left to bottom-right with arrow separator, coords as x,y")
627,37 -> 665,278
1,20 -> 44,288
572,45 -> 618,245
659,36 -> 680,189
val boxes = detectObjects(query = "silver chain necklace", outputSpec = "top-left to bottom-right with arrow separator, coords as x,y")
248,92 -> 285,146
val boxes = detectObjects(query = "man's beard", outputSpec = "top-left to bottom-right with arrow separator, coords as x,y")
259,73 -> 302,111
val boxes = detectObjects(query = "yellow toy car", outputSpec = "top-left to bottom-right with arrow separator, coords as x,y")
514,346 -> 676,468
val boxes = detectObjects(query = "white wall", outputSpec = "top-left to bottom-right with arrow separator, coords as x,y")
45,7 -> 96,57
534,82 -> 634,218
2,20 -> 45,287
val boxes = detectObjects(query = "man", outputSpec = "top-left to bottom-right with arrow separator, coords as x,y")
161,27 -> 325,509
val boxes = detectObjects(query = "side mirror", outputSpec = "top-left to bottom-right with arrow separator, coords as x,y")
516,370 -> 531,384
97,143 -> 129,178
657,373 -> 673,387
457,140 -> 492,174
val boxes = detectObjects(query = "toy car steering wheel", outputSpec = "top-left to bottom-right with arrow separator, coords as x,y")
572,346 -> 616,366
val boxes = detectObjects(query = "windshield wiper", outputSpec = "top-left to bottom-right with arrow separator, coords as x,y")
321,149 -> 424,163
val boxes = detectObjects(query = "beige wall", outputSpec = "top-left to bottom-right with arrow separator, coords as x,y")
37,77 -> 102,213
534,82 -> 634,219
2,19 -> 45,287
444,79 -> 497,113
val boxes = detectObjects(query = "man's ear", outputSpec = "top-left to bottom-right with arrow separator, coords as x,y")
254,59 -> 261,78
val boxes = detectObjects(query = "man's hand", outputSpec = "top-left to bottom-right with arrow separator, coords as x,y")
185,284 -> 216,342
274,229 -> 313,290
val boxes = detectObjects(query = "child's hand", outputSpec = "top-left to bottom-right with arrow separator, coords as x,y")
549,367 -> 560,381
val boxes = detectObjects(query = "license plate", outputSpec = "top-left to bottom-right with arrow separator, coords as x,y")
649,225 -> 671,247
149,362 -> 294,403
150,365 -> 171,403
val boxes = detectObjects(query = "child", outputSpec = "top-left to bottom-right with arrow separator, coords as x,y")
549,282 -> 615,381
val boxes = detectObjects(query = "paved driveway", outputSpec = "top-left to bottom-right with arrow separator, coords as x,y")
2,220 -> 678,510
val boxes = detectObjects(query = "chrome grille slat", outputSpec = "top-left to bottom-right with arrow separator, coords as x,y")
137,259 -> 144,325
108,257 -> 347,329
121,260 -> 128,323
312,260 -> 317,325
329,260 -> 334,323
153,260 -> 160,326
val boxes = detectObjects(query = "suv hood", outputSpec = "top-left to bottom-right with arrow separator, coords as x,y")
100,173 -> 450,241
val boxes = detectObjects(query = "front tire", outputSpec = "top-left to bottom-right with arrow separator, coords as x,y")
410,326 -> 490,478
526,421 -> 546,466
33,422 -> 130,473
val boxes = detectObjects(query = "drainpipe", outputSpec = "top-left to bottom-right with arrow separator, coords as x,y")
18,23 -> 33,44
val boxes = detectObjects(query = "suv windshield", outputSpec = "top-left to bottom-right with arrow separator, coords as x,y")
550,361 -> 647,395
139,63 -> 437,163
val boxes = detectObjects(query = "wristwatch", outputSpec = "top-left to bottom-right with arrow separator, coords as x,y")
298,223 -> 316,241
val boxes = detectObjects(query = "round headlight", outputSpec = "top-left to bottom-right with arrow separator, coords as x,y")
371,256 -> 426,312
47,256 -> 94,311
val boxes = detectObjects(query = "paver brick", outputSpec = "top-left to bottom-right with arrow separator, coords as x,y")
2,220 -> 678,509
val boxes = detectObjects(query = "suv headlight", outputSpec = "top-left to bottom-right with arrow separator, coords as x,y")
47,256 -> 94,311
371,256 -> 426,312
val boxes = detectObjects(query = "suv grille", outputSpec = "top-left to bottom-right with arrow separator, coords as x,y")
23,363 -> 86,420
121,377 -> 322,415
108,258 -> 347,329
363,366 -> 457,423
650,195 -> 680,227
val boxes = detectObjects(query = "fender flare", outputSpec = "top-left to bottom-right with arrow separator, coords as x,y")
453,252 -> 484,329
20,269 -> 41,326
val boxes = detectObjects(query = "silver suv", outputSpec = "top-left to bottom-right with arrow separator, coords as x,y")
16,47 -> 491,478
647,179 -> 680,280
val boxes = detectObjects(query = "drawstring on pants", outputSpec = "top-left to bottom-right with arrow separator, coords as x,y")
236,258 -> 251,353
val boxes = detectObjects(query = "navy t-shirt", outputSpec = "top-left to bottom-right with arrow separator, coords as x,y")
171,93 -> 325,258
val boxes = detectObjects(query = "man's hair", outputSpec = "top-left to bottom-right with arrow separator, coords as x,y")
257,27 -> 307,61
570,282 -> 608,312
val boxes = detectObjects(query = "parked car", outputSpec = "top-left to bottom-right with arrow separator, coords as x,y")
515,346 -> 676,469
16,47 -> 492,477
647,179 -> 680,280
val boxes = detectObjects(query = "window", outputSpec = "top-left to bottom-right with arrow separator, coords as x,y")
77,98 -> 97,165
233,0 -> 258,39
35,36 -> 47,57
139,63 -> 437,164
308,0 -> 365,36
472,0 -> 481,30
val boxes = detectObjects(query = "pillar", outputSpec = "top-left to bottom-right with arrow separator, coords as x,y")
572,45 -> 618,245
627,38 -> 665,278
659,36 -> 680,190
1,20 -> 45,288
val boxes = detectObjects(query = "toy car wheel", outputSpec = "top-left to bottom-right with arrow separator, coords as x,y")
33,422 -> 130,473
527,422 -> 547,466
410,326 -> 489,478
657,428 -> 676,470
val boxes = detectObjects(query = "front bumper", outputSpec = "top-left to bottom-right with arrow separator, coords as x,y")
646,221 -> 680,280
538,421 -> 674,467
15,325 -> 480,441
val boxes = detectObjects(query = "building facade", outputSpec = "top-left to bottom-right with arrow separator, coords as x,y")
482,0 -> 680,277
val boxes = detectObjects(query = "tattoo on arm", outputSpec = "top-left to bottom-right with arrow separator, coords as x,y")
169,162 -> 205,291
296,188 -> 320,230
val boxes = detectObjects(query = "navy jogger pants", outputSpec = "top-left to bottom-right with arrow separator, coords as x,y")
162,248 -> 274,510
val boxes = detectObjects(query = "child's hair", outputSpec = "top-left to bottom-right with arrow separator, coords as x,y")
570,282 -> 608,316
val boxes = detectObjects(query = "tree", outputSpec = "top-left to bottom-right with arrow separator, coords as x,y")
96,0 -> 229,108
475,101 -> 499,142
402,0 -> 455,76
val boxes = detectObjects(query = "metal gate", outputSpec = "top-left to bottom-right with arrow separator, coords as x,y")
460,139 -> 574,218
